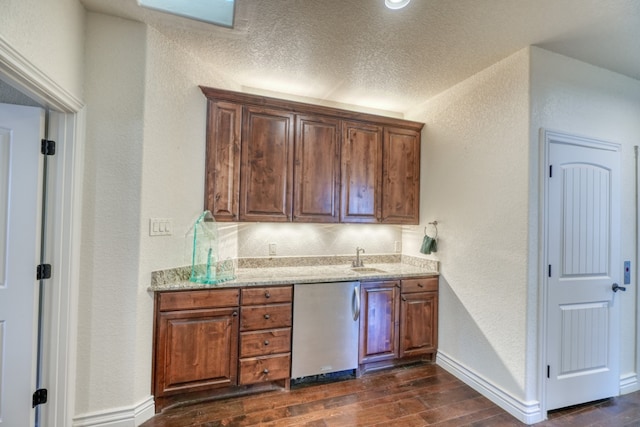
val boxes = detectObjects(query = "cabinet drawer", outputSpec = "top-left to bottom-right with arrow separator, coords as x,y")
158,288 -> 239,311
242,286 -> 292,305
239,328 -> 291,358
401,277 -> 438,294
240,303 -> 292,331
238,353 -> 291,385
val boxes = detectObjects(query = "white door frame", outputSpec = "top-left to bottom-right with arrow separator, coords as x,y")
538,128 -> 621,420
0,34 -> 84,427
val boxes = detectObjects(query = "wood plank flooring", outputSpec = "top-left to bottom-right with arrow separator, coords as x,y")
141,364 -> 640,426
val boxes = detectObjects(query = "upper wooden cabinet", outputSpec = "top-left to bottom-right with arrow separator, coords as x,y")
240,107 -> 294,222
294,115 -> 341,222
341,121 -> 383,223
205,100 -> 242,221
382,127 -> 421,224
201,86 -> 423,224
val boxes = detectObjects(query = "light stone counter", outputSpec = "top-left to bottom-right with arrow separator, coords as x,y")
149,255 -> 438,291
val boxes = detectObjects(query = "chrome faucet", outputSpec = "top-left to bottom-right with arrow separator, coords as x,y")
353,247 -> 365,267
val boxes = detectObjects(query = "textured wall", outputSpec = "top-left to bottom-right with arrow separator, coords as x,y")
0,0 -> 85,98
405,48 -> 532,399
76,12 -> 147,414
530,46 -> 640,389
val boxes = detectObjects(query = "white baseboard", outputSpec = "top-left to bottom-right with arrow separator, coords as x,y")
436,351 -> 543,425
620,372 -> 639,395
72,396 -> 155,427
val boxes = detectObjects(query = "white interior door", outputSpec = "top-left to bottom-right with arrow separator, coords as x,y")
0,103 -> 44,426
545,132 -> 621,411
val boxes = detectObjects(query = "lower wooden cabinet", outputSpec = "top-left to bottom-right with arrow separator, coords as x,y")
153,279 -> 435,411
399,277 -> 438,358
239,286 -> 292,385
152,286 -> 292,412
358,280 -> 400,365
359,276 -> 438,372
152,289 -> 240,412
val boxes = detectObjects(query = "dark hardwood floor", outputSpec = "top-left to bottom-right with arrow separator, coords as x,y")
142,364 -> 640,426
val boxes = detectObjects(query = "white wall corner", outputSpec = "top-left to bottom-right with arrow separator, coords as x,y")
620,372 -> 639,395
72,396 -> 155,427
436,351 -> 543,425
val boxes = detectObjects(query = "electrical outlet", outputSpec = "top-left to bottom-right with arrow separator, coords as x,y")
149,218 -> 173,236
269,243 -> 277,256
394,241 -> 402,253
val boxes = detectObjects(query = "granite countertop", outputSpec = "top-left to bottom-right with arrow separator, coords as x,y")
150,259 -> 438,292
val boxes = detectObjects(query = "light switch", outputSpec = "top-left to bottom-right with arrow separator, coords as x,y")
150,218 -> 173,236
269,243 -> 277,256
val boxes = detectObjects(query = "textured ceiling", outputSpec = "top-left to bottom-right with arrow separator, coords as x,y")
81,0 -> 640,114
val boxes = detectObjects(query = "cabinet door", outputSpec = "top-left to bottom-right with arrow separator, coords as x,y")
154,307 -> 239,397
399,292 -> 438,358
294,115 -> 340,222
205,100 -> 242,221
240,107 -> 294,222
341,121 -> 383,223
382,127 -> 420,224
359,281 -> 400,364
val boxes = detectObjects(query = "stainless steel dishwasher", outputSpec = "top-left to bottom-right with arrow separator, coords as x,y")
291,281 -> 360,379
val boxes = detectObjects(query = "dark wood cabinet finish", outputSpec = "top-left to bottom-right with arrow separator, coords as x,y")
294,115 -> 341,222
359,276 -> 438,373
240,107 -> 294,222
399,277 -> 438,359
341,121 -> 383,223
204,100 -> 242,221
238,286 -> 292,386
359,280 -> 400,365
201,86 -> 423,224
382,127 -> 421,224
153,289 -> 240,412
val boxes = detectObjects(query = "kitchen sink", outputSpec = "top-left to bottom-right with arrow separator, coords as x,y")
350,267 -> 387,274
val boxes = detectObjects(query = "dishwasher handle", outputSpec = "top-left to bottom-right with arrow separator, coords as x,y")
352,284 -> 360,321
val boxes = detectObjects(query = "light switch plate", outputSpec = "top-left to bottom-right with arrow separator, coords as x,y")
150,218 -> 173,236
394,241 -> 402,253
269,243 -> 277,256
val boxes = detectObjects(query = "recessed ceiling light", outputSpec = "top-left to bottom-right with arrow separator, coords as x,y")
385,0 -> 411,10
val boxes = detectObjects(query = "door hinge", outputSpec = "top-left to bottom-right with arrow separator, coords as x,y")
37,264 -> 52,280
41,139 -> 56,156
32,388 -> 47,407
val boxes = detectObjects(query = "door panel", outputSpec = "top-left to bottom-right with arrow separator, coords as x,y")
341,121 -> 382,223
0,103 -> 44,426
240,107 -> 294,222
293,115 -> 340,222
546,133 -> 620,411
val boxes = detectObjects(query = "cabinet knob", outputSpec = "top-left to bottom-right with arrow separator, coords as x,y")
263,368 -> 269,374
264,314 -> 271,319
265,291 -> 271,298
418,283 -> 424,288
264,340 -> 270,346
401,296 -> 407,301
232,311 -> 238,316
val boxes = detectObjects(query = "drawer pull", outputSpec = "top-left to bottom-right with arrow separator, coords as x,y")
264,314 -> 271,319
418,283 -> 424,288
264,340 -> 270,346
265,291 -> 271,298
263,368 -> 269,374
